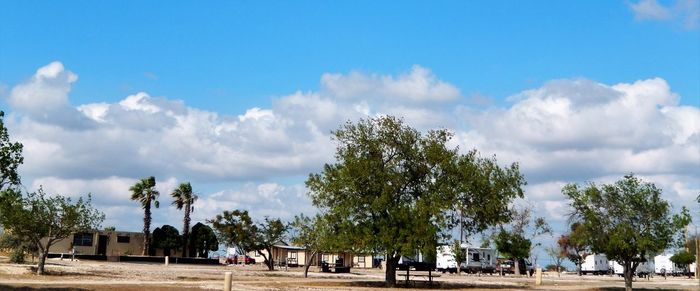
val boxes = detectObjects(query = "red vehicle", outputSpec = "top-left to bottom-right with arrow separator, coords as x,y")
226,255 -> 256,265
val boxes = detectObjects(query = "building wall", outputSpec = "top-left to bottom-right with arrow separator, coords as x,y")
44,231 -> 162,257
246,248 -> 372,268
352,254 -> 373,268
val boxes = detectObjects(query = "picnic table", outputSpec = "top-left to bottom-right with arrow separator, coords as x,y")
396,264 -> 441,287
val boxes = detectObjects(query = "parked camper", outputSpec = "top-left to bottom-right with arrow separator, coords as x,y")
436,244 -> 497,274
581,254 -> 609,275
655,254 -> 680,276
610,260 -> 654,278
462,247 -> 496,274
436,245 -> 458,273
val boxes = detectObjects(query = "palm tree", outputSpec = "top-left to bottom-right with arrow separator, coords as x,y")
171,182 -> 198,257
130,176 -> 160,256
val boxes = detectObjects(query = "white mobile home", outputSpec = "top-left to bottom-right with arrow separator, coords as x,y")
581,254 -> 609,275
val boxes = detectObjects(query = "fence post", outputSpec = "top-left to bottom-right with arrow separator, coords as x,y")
165,256 -> 169,266
224,272 -> 232,291
535,268 -> 543,286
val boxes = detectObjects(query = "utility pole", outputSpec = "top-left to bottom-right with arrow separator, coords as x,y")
695,226 -> 699,287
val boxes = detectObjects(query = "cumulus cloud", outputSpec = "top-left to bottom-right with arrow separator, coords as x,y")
320,65 -> 461,103
629,0 -> 700,29
3,61 -> 698,236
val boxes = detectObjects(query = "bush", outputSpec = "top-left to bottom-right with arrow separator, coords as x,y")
10,248 -> 25,264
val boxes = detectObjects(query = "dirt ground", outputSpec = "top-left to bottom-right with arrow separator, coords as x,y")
0,258 -> 697,290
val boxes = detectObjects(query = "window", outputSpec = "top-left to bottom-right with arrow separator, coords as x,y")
322,254 -> 329,262
358,256 -> 365,263
117,235 -> 130,243
73,233 -> 93,247
289,251 -> 297,259
472,253 -> 480,262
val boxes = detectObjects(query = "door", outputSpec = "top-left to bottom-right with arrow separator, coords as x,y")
97,235 -> 108,255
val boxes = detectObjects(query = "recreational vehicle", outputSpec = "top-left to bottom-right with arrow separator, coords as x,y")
436,244 -> 496,274
610,260 -> 654,277
581,254 -> 609,275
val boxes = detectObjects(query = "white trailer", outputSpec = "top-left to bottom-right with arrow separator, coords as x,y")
463,247 -> 496,274
581,254 -> 609,275
654,254 -> 681,275
610,260 -> 654,277
436,244 -> 497,274
436,245 -> 458,273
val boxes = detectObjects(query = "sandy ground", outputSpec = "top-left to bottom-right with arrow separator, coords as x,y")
0,258 -> 697,290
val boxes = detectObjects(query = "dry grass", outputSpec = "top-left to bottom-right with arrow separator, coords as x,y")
0,257 -> 696,290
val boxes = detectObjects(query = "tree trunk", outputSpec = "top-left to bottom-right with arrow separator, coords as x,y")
577,260 -> 582,276
143,202 -> 151,256
260,249 -> 274,271
304,250 -> 318,278
623,261 -> 633,291
384,255 -> 400,287
514,258 -> 521,276
37,249 -> 48,275
182,203 -> 190,257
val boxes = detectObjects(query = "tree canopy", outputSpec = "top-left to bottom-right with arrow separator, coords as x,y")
449,240 -> 466,274
152,225 -> 181,256
0,187 -> 104,274
290,214 -> 331,277
189,222 -> 218,258
130,176 -> 160,256
0,111 -> 23,190
563,174 -> 690,291
209,209 -> 287,271
171,182 -> 198,257
493,204 -> 551,275
306,116 -> 524,286
558,222 -> 590,275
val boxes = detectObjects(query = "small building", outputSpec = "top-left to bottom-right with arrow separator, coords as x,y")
244,242 -> 374,268
45,230 -> 183,257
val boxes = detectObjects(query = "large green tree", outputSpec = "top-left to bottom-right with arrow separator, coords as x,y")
189,222 -> 218,258
306,116 -> 524,286
563,174 -> 690,291
130,176 -> 160,256
209,210 -> 287,271
0,111 -> 23,190
152,225 -> 181,257
171,182 -> 198,257
0,187 -> 104,274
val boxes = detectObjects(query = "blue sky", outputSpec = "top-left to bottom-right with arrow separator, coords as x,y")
1,0 -> 699,267
2,1 -> 698,111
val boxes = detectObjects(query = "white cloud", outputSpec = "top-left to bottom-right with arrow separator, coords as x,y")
320,65 -> 461,102
3,61 -> 699,236
9,61 -> 77,112
630,0 -> 673,20
629,0 -> 700,29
